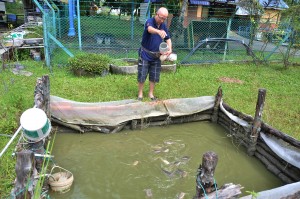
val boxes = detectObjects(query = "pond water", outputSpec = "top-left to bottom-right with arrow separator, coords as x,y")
50,121 -> 282,199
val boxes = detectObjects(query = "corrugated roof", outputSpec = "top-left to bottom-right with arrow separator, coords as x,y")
189,0 -> 210,6
259,0 -> 289,9
144,0 -> 162,2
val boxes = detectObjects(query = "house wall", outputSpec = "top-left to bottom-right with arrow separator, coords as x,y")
260,9 -> 281,30
260,9 -> 281,26
183,5 -> 209,28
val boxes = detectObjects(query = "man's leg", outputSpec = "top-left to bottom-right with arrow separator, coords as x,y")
148,81 -> 155,98
138,82 -> 144,99
137,58 -> 149,99
148,60 -> 161,100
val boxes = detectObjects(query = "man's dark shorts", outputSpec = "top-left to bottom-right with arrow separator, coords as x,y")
137,58 -> 161,83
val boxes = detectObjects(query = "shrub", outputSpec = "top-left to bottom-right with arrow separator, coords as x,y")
68,53 -> 111,76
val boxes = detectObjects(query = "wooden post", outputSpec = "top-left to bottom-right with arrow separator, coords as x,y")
195,151 -> 218,198
34,75 -> 50,118
33,75 -> 51,170
12,150 -> 36,199
27,140 -> 45,172
248,88 -> 266,155
212,86 -> 223,123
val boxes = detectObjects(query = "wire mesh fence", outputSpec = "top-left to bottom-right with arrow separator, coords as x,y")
12,1 -> 300,65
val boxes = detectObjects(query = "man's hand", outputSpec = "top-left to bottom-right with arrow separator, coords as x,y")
157,30 -> 167,40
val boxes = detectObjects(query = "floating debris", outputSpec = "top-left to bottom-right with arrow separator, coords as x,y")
144,188 -> 153,198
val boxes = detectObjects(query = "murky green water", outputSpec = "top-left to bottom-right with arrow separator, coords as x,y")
50,122 -> 282,199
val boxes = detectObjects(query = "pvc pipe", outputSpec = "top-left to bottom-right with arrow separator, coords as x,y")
77,0 -> 82,50
0,126 -> 22,158
68,0 -> 76,36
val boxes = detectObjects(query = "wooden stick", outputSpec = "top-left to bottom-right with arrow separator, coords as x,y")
212,86 -> 223,123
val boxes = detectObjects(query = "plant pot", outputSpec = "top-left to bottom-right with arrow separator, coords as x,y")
110,58 -> 176,75
110,58 -> 138,75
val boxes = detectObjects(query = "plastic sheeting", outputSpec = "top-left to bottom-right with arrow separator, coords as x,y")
50,95 -> 215,127
261,132 -> 300,169
220,100 -> 251,129
220,100 -> 300,169
163,96 -> 215,117
240,181 -> 300,199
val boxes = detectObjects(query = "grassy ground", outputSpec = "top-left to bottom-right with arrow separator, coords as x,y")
0,60 -> 299,197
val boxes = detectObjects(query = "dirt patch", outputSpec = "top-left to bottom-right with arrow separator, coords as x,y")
218,77 -> 243,84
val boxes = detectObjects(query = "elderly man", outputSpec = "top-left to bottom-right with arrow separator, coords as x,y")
137,7 -> 172,101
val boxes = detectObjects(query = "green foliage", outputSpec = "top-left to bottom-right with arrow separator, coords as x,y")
23,26 -> 43,39
67,53 -> 111,76
98,6 -> 111,16
246,190 -> 259,198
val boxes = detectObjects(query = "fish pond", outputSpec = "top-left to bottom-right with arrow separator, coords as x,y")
50,121 -> 282,199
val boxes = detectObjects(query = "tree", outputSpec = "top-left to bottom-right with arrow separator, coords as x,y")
237,0 -> 264,49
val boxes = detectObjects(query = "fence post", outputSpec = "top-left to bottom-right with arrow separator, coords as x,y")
248,88 -> 266,155
12,150 -> 36,199
212,86 -> 223,123
34,75 -> 50,118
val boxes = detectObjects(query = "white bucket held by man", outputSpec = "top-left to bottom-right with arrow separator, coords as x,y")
159,42 -> 177,62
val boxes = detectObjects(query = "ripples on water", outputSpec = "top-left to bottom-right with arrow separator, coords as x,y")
50,121 -> 282,199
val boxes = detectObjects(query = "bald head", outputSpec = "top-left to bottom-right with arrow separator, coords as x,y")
157,7 -> 169,16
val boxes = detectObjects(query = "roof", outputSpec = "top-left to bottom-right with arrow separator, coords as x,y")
189,0 -> 237,5
259,0 -> 289,9
236,0 -> 289,15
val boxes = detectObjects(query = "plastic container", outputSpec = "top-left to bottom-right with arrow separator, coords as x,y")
20,108 -> 51,142
159,42 -> 169,54
167,53 -> 177,61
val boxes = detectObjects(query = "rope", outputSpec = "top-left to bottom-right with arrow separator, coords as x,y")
197,177 -> 209,199
196,176 -> 219,199
214,178 -> 218,198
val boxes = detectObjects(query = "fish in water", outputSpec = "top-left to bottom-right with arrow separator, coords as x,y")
173,161 -> 181,167
161,168 -> 188,178
175,169 -> 188,178
161,168 -> 175,177
153,147 -> 169,154
144,189 -> 153,198
159,157 -> 170,165
181,156 -> 191,161
164,140 -> 176,145
177,192 -> 186,199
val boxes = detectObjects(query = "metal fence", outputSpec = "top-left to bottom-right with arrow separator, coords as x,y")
32,1 -> 297,66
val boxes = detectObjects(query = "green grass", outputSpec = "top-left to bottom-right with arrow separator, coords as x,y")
0,60 -> 299,197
